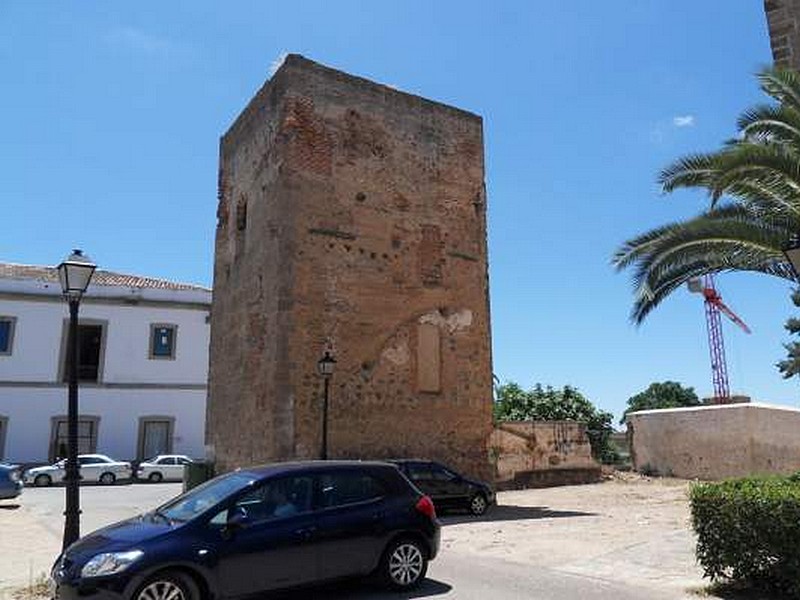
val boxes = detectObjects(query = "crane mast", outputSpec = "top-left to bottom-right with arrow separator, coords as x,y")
704,278 -> 730,403
688,275 -> 751,404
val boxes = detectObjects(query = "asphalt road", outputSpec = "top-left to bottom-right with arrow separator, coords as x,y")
16,483 -> 681,600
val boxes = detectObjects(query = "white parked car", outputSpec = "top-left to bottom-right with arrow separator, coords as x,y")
136,454 -> 193,482
24,454 -> 132,487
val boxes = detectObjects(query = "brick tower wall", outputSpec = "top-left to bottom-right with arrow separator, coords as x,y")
208,55 -> 494,479
766,0 -> 800,68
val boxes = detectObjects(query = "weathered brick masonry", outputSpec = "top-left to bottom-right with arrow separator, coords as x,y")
207,55 -> 494,479
765,0 -> 800,68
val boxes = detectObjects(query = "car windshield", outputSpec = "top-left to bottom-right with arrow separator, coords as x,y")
155,472 -> 255,523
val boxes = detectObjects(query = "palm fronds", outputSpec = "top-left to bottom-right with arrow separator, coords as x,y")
614,67 -> 800,323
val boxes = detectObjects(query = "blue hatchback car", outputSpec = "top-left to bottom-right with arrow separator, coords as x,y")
51,461 -> 440,600
0,463 -> 23,500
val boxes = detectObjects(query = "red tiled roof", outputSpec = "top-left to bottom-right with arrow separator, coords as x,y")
0,262 -> 210,292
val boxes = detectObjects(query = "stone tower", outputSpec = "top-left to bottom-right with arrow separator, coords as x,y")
207,55 -> 493,478
765,0 -> 800,68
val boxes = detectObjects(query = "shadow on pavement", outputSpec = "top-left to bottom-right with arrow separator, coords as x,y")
23,480 -> 134,489
441,504 -> 596,525
261,578 -> 452,599
0,502 -> 21,510
698,582 -> 775,600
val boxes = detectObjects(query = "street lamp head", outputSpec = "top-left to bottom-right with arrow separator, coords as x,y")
317,350 -> 336,378
57,249 -> 97,298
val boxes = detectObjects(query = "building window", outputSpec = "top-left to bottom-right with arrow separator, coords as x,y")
50,416 -> 99,462
150,324 -> 177,360
138,417 -> 174,460
61,322 -> 105,383
0,317 -> 16,356
0,416 -> 7,461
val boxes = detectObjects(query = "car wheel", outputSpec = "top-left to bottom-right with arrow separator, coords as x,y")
148,472 -> 163,483
134,570 -> 199,600
469,492 -> 488,516
380,537 -> 428,590
34,474 -> 52,487
99,472 -> 116,485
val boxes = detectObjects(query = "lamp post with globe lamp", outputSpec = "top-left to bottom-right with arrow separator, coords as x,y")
57,249 -> 96,550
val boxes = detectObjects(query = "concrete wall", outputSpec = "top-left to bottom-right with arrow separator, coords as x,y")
628,403 -> 800,480
490,421 -> 600,489
208,55 -> 494,479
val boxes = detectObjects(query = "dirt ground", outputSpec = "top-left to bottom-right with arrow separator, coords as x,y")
441,472 -> 705,597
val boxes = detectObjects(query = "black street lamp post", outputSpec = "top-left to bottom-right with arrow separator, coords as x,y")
317,350 -> 336,460
57,249 -> 96,550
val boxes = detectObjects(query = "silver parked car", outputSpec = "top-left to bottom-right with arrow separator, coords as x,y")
136,454 -> 193,482
24,454 -> 132,486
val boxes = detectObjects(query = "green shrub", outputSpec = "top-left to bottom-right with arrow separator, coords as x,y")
690,474 -> 800,597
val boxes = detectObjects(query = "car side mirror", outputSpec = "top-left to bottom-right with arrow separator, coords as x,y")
223,506 -> 250,536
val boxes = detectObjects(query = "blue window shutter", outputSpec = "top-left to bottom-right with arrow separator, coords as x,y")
152,326 -> 174,357
0,321 -> 9,353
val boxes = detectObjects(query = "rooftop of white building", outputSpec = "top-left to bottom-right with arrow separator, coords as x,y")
0,262 -> 211,306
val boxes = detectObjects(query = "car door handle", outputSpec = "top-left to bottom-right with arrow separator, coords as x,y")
295,526 -> 316,540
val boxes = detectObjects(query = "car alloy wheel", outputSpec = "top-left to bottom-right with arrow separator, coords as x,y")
469,493 -> 488,516
385,539 -> 426,589
135,571 -> 198,600
99,472 -> 116,485
34,474 -> 52,487
149,472 -> 163,483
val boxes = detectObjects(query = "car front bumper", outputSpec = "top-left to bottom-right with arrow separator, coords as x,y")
52,581 -> 126,600
51,567 -> 140,600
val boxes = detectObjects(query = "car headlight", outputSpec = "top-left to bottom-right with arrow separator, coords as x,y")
81,550 -> 143,578
9,470 -> 20,482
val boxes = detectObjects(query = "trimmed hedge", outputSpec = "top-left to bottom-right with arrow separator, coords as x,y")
690,474 -> 800,597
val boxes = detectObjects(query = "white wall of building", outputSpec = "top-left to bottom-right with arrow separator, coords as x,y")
0,299 -> 209,384
0,276 -> 211,464
0,387 -> 207,463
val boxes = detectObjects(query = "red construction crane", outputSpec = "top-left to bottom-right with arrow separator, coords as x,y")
687,275 -> 751,404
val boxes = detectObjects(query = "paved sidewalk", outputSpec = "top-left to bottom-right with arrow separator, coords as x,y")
0,483 -> 181,596
0,502 -> 61,595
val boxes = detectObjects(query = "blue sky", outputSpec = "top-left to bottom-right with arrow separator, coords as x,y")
1,2 -> 795,421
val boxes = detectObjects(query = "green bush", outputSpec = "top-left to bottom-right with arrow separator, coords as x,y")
690,475 -> 800,597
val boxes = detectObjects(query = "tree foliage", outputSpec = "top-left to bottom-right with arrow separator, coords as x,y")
494,382 -> 617,463
620,381 -> 701,424
612,68 -> 800,324
778,288 -> 800,379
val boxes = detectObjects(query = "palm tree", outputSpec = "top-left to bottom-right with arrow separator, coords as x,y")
613,67 -> 800,323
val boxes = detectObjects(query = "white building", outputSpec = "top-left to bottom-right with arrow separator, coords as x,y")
0,262 -> 211,464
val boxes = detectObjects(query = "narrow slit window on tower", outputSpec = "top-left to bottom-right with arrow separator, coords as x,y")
236,200 -> 248,231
